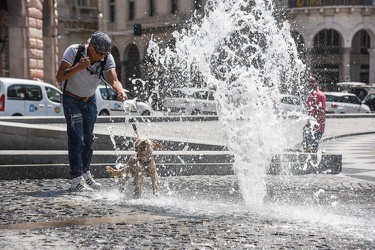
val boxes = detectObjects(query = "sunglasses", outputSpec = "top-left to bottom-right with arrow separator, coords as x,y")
93,47 -> 108,57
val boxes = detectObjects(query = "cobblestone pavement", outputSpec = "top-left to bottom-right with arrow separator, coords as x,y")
2,116 -> 375,248
1,174 -> 375,249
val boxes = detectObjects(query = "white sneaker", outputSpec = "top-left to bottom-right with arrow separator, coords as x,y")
70,176 -> 93,192
83,171 -> 102,189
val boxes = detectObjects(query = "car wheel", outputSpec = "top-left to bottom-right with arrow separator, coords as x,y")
99,110 -> 109,116
191,109 -> 201,115
141,110 -> 151,116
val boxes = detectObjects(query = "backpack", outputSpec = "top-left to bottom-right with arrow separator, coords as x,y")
63,43 -> 108,94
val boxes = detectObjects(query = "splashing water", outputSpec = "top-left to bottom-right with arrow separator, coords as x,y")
148,0 -> 305,205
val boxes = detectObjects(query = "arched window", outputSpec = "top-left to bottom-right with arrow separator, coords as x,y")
313,29 -> 340,55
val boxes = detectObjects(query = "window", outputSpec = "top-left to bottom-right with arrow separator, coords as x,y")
45,87 -> 61,103
360,31 -> 370,54
100,87 -> 117,100
109,0 -> 115,22
25,85 -> 42,101
348,96 -> 360,105
77,0 -> 89,6
149,0 -> 155,16
129,0 -> 135,20
171,0 -> 178,13
7,85 -> 24,100
313,29 -> 340,54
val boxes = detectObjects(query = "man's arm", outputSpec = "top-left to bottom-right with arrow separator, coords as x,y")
56,56 -> 91,82
107,68 -> 127,102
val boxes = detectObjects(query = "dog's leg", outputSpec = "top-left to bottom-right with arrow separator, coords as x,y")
149,160 -> 159,196
133,171 -> 144,199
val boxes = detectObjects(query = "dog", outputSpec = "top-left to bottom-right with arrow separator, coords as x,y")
106,136 -> 163,198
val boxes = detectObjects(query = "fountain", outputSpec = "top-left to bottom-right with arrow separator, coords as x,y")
0,1 -> 374,248
148,0 -> 305,206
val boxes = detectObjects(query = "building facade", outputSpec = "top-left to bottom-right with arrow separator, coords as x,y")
0,0 -> 58,85
285,0 -> 375,90
98,0 -> 375,92
56,0 -> 99,70
0,0 -> 374,92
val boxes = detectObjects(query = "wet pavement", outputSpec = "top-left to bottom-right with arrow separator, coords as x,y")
1,116 -> 375,249
0,173 -> 375,249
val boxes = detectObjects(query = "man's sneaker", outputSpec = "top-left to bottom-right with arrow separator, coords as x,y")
70,176 -> 93,192
83,171 -> 102,189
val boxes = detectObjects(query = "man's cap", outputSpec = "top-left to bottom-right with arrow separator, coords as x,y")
90,32 -> 112,52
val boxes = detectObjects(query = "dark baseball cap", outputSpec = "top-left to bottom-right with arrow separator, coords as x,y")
90,31 -> 112,52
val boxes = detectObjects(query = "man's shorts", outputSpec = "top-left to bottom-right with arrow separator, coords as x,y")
302,129 -> 323,153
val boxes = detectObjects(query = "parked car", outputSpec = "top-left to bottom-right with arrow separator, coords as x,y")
337,81 -> 375,101
324,92 -> 371,114
362,90 -> 375,112
275,94 -> 306,116
0,77 -> 63,116
162,88 -> 217,115
96,85 -> 152,116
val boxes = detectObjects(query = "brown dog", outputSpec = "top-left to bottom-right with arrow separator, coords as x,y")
106,136 -> 163,198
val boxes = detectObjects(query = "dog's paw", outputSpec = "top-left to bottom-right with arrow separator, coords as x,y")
153,190 -> 160,197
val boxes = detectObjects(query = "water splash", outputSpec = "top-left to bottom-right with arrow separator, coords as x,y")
148,0 -> 305,206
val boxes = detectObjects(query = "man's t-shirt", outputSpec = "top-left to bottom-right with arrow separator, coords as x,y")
61,44 -> 115,97
306,88 -> 326,133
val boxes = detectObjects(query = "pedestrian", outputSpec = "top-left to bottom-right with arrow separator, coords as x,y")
302,75 -> 326,153
56,31 -> 127,191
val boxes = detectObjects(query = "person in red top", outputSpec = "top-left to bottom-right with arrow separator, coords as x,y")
302,75 -> 326,153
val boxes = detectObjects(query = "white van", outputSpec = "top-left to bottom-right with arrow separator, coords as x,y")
0,77 -> 63,116
96,85 -> 153,116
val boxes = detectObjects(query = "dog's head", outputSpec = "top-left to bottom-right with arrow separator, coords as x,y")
134,137 -> 163,162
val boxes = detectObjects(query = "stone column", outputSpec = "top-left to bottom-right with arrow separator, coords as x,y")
28,1 -> 44,80
368,48 -> 375,84
43,0 -> 58,85
7,15 -> 28,78
0,9 -> 7,77
342,47 -> 351,82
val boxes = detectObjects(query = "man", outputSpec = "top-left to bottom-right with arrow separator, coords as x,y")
56,31 -> 127,191
302,75 -> 326,153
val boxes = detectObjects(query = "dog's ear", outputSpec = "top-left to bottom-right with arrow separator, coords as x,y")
152,140 -> 164,150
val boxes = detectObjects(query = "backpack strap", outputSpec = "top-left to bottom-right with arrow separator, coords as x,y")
63,43 -> 86,94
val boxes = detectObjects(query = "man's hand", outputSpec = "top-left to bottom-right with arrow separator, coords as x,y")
76,56 -> 91,71
117,91 -> 127,102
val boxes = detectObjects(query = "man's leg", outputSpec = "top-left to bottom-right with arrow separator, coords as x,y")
81,98 -> 101,189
